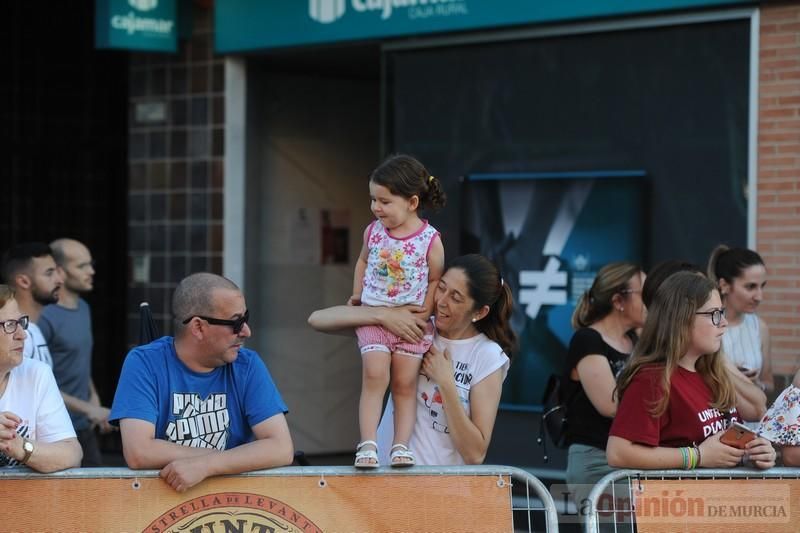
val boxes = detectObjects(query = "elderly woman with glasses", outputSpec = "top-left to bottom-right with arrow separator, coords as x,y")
607,272 -> 775,470
0,284 -> 82,472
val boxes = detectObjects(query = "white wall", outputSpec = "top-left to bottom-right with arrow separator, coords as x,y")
244,67 -> 379,454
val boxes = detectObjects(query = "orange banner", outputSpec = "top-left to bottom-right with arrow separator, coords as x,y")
630,479 -> 797,533
1,471 -> 513,532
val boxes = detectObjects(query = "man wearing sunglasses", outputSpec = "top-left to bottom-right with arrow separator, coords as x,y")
110,273 -> 293,492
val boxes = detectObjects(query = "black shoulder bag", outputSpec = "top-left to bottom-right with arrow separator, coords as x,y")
537,374 -> 579,462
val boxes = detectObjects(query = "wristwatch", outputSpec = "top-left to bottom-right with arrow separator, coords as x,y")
20,438 -> 34,465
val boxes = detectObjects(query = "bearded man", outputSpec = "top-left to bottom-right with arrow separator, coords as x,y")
1,242 -> 63,367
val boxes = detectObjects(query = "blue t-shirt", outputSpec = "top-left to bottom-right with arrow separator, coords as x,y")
109,337 -> 288,450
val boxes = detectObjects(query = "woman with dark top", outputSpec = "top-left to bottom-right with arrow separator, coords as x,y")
563,262 -> 645,507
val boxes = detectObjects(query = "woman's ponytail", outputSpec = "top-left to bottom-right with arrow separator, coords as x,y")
570,262 -> 641,330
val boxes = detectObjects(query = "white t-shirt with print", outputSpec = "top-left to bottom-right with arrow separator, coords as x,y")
23,322 -> 53,368
377,333 -> 510,465
0,358 -> 75,467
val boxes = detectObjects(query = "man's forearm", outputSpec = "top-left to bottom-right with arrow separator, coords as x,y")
89,380 -> 101,406
61,392 -> 96,417
123,437 -> 217,469
205,434 -> 294,476
127,434 -> 293,474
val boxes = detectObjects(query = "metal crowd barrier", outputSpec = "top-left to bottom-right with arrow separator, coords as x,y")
1,464 -> 559,532
584,467 -> 800,533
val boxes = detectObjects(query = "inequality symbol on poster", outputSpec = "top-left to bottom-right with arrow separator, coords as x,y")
518,256 -> 567,320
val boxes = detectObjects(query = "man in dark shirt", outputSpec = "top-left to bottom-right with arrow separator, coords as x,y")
39,238 -> 113,466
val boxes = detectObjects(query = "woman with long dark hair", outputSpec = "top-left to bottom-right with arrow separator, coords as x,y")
309,254 -> 515,465
707,245 -> 773,394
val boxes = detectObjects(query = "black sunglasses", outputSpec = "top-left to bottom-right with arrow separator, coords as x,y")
182,309 -> 250,334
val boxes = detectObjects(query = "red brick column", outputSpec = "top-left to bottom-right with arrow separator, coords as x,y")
758,2 -> 800,375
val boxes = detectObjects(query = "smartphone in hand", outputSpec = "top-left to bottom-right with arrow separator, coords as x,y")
720,421 -> 757,449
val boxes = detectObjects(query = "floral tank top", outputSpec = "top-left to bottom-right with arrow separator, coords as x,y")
361,219 -> 440,307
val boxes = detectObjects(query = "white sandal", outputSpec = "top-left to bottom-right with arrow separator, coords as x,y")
390,443 -> 416,467
354,440 -> 379,469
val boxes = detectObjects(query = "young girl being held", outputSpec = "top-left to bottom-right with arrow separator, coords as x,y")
350,154 -> 446,468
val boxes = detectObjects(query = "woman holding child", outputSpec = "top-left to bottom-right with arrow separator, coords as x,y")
309,253 -> 515,466
607,272 -> 775,469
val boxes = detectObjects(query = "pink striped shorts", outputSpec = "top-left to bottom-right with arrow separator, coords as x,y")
356,321 -> 435,358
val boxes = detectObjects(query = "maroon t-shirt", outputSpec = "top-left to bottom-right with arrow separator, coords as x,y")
610,365 -> 739,447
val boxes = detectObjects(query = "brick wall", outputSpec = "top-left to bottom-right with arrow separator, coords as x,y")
758,2 -> 800,375
126,4 -> 224,345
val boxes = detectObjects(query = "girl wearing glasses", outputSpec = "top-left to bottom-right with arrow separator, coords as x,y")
642,260 -> 768,423
707,245 -> 773,395
0,284 -> 81,472
607,272 -> 775,469
562,262 -> 645,506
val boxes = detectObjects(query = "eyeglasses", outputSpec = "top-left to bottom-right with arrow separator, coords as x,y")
619,289 -> 642,295
182,309 -> 250,335
695,307 -> 726,327
0,315 -> 29,335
